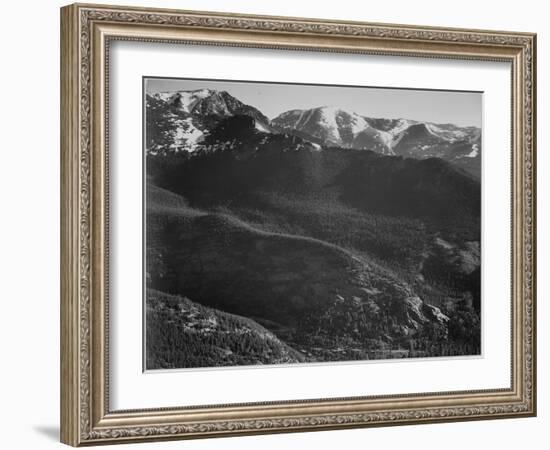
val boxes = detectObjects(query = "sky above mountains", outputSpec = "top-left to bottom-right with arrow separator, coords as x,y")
145,77 -> 482,128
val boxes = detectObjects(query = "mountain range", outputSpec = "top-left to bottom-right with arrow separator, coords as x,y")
146,88 -> 481,178
145,86 -> 482,369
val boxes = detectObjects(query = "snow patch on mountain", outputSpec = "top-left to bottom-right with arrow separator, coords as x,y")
389,119 -> 417,137
310,142 -> 322,151
425,123 -> 443,138
152,92 -> 175,102
374,129 -> 395,149
464,143 -> 479,158
425,123 -> 470,142
255,121 -> 271,133
154,117 -> 205,153
153,89 -> 215,113
318,107 -> 342,143
178,118 -> 204,147
348,112 -> 369,135
296,109 -> 315,129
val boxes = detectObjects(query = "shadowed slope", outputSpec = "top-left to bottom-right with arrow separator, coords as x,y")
146,289 -> 305,369
146,185 -> 455,361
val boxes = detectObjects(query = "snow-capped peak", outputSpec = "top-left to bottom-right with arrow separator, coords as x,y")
153,89 -> 219,113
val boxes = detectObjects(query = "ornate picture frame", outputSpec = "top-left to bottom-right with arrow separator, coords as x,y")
60,3 -> 536,446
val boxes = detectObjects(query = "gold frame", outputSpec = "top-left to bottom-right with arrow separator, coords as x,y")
60,2 -> 537,446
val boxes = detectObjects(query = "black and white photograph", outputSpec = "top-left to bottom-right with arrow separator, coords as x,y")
144,77 -> 482,370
